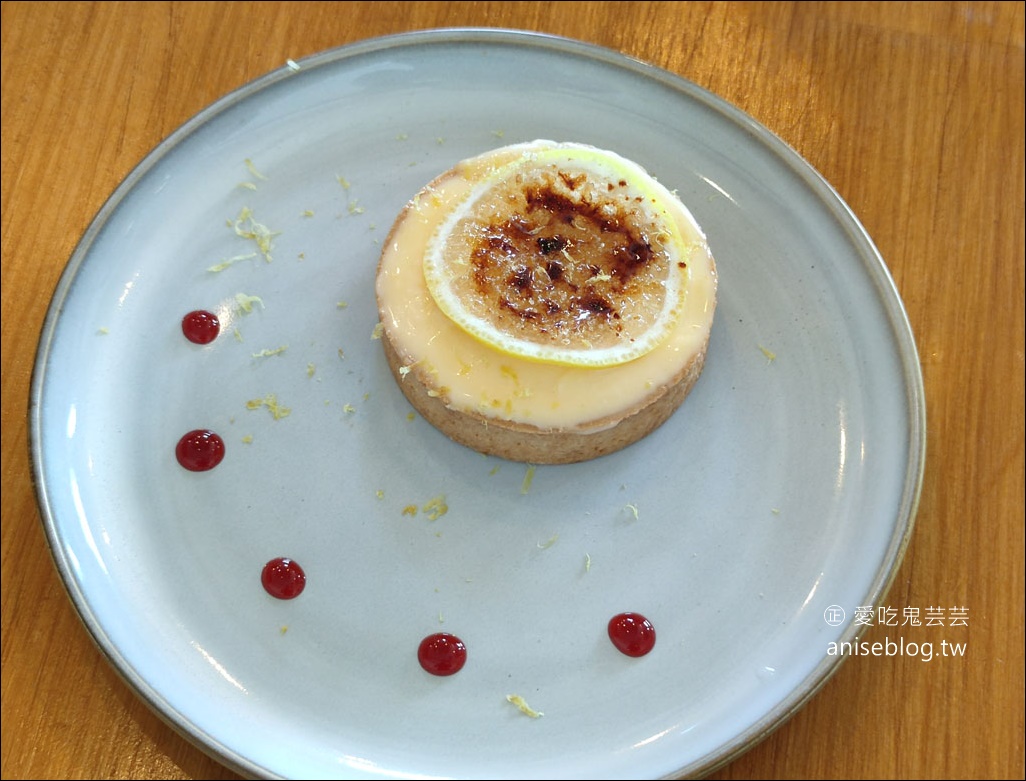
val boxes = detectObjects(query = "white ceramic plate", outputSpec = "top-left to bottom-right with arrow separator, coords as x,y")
30,29 -> 925,780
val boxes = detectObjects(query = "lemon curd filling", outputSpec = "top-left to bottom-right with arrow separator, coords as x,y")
376,141 -> 717,431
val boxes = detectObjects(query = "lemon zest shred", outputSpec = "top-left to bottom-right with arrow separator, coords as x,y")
423,495 -> 448,521
246,393 -> 291,420
232,207 -> 280,261
537,534 -> 559,550
506,694 -> 543,718
208,252 -> 258,272
234,293 -> 265,314
520,465 -> 536,495
244,159 -> 268,180
252,346 -> 288,358
265,398 -> 290,420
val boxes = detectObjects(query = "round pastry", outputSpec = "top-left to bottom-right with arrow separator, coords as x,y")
375,140 -> 717,464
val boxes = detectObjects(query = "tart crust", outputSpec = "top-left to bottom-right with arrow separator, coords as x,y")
375,141 -> 716,464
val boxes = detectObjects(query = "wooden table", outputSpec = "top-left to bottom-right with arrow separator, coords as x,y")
2,2 -> 1023,779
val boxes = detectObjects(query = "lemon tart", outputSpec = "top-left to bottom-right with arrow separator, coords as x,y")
375,140 -> 717,464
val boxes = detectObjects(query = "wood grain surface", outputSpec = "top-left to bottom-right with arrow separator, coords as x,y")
2,2 -> 1023,779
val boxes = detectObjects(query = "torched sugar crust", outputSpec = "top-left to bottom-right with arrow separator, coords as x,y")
375,141 -> 717,464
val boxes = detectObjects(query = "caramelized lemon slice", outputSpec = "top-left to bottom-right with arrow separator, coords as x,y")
423,142 -> 691,368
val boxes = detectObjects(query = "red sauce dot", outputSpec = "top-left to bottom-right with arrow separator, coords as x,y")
182,309 -> 220,344
175,429 -> 225,471
417,632 -> 467,676
608,612 -> 656,657
261,557 -> 306,600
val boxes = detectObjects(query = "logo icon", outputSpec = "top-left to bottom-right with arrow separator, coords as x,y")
823,605 -> 845,626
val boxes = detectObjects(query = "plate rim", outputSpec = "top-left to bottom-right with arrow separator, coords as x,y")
28,26 -> 927,780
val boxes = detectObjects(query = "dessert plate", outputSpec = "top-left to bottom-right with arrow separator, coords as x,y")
30,29 -> 925,780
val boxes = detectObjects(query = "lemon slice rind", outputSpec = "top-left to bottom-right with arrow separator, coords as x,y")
423,144 -> 690,369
